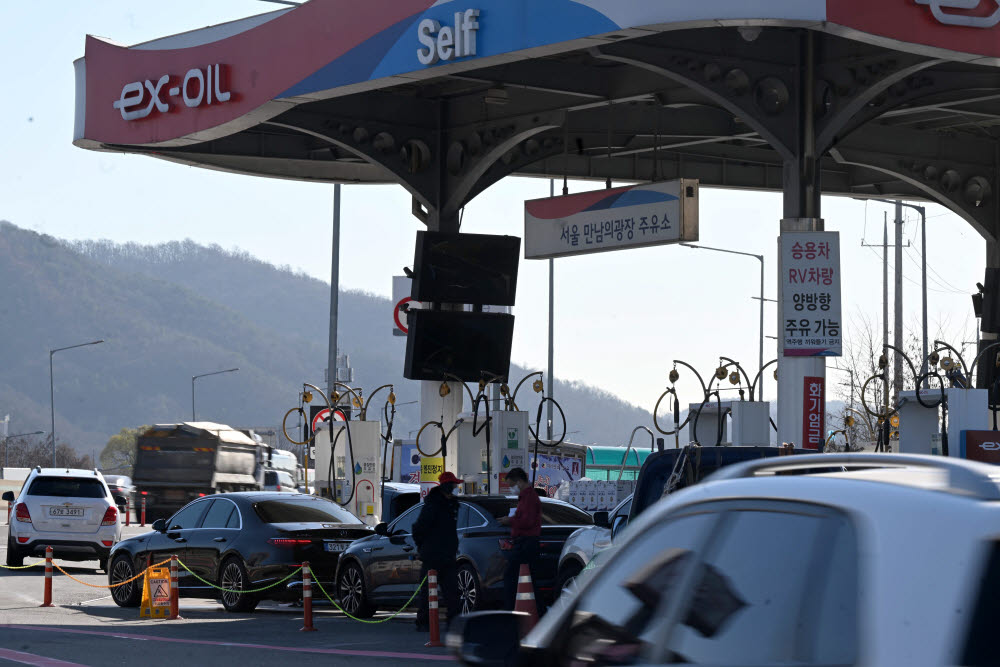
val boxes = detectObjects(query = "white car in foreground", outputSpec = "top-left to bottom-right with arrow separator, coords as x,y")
450,454 -> 1000,667
4,467 -> 121,571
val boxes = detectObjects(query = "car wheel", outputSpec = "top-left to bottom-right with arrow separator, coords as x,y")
5,535 -> 23,567
337,562 -> 375,618
109,555 -> 142,607
219,557 -> 259,613
556,561 -> 583,594
457,563 -> 481,615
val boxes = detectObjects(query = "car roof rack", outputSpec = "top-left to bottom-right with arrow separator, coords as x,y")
708,453 -> 1000,501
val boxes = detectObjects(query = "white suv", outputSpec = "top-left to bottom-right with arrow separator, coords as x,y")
450,454 -> 1000,667
4,467 -> 121,571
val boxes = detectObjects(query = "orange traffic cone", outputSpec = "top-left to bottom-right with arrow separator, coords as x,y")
513,564 -> 538,629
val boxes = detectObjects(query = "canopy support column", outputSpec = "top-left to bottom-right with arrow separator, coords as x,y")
778,31 -> 825,448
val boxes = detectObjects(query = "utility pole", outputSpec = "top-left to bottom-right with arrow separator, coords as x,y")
328,184 -> 341,403
894,201 -> 904,406
883,217 -> 889,422
547,179 -> 555,440
861,215 -> 910,416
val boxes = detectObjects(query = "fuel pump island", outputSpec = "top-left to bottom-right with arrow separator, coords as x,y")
74,0 -> 1000,504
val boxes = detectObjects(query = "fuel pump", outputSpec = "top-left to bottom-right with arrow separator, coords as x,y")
281,382 -> 334,493
284,381 -> 394,525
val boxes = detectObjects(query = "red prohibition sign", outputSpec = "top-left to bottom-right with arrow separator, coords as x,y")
394,297 -> 417,334
312,408 -> 347,432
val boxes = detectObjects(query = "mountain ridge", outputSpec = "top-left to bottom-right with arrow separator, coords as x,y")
0,221 -> 653,453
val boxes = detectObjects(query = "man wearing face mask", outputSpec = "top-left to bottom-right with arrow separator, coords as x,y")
498,467 -> 543,612
412,471 -> 462,632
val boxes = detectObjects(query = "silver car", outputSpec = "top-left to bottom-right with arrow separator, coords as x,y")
555,494 -> 631,592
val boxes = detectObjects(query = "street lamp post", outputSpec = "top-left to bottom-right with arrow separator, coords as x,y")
192,368 -> 240,421
3,431 -> 44,471
681,244 -> 767,400
50,340 -> 104,467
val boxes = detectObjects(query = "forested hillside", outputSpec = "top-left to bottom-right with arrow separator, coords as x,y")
0,222 -> 652,455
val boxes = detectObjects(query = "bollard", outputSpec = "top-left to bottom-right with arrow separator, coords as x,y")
424,569 -> 443,648
125,497 -> 130,527
300,561 -> 317,632
140,496 -> 146,527
168,555 -> 181,620
40,546 -> 54,607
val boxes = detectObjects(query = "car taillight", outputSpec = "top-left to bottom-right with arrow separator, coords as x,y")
17,537 -> 29,543
14,503 -> 31,523
101,540 -> 114,547
498,538 -> 513,551
268,538 -> 312,547
101,506 -> 118,526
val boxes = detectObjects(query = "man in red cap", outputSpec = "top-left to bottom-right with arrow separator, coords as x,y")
412,471 -> 462,631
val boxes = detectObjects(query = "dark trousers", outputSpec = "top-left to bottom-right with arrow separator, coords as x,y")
416,560 -> 459,626
504,536 -> 544,613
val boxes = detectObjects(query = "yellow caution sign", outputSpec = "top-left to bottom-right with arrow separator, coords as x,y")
140,565 -> 171,618
420,456 -> 444,499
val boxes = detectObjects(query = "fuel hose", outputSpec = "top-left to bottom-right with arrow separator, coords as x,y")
528,397 -> 567,485
327,422 -> 358,507
472,391 -> 492,492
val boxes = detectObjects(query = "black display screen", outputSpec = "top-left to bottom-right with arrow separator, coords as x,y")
403,310 -> 514,382
411,231 -> 520,306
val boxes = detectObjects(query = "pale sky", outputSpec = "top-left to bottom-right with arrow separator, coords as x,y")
1,2 -> 984,416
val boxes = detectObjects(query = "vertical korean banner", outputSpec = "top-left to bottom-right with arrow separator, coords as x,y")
780,232 -> 842,356
802,377 -> 825,450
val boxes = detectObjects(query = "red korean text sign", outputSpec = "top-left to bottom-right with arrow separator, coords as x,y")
781,232 -> 842,357
802,377 -> 825,450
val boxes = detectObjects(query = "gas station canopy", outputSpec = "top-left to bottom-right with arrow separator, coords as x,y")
76,0 -> 1000,236
74,0 -> 1000,447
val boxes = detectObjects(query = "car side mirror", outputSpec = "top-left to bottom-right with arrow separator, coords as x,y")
592,511 -> 610,528
448,611 -> 530,667
151,518 -> 167,533
374,522 -> 388,536
113,494 -> 127,506
1,491 -> 14,502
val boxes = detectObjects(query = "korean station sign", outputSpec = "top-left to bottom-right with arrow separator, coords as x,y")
524,179 -> 699,260
802,376 -> 825,450
780,232 -> 842,357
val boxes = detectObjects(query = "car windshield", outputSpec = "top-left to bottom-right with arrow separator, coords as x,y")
472,498 -> 593,525
27,477 -> 107,498
253,497 -> 361,524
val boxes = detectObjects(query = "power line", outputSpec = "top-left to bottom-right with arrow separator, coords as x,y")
864,246 -> 962,295
901,246 -> 965,293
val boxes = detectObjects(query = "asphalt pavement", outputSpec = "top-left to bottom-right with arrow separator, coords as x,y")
1,521 -> 452,667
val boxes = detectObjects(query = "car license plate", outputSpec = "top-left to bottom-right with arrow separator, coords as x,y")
49,507 -> 84,517
324,542 -> 347,553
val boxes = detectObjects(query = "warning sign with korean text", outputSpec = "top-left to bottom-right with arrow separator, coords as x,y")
781,232 -> 842,357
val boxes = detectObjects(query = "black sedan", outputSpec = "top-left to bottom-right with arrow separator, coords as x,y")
335,496 -> 592,618
108,492 -> 371,611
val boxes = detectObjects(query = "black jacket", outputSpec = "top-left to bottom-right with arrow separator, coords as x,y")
412,486 -> 459,565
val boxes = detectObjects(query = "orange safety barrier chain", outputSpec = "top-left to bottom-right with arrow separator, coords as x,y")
51,558 -> 171,589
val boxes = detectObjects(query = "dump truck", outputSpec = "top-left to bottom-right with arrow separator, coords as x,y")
133,422 -> 262,520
